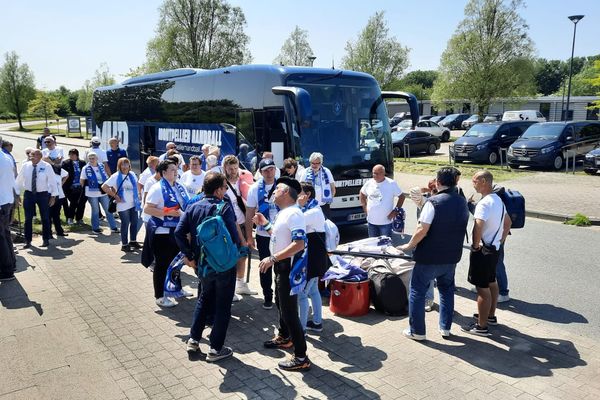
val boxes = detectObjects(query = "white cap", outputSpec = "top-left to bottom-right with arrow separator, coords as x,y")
91,136 -> 101,144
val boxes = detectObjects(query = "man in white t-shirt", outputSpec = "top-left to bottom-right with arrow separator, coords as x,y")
360,164 -> 405,238
463,170 -> 511,337
180,155 -> 205,197
254,176 -> 310,372
41,137 -> 64,169
245,158 -> 278,309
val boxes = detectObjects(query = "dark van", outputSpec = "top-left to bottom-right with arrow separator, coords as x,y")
507,121 -> 600,170
451,121 -> 537,164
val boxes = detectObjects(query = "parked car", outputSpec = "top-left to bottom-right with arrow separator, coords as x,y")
438,113 -> 471,130
391,130 -> 441,157
394,119 -> 451,142
502,110 -> 547,122
451,121 -> 538,164
461,114 -> 483,130
419,115 -> 435,121
507,121 -> 600,170
430,115 -> 445,124
584,147 -> 600,175
483,113 -> 502,123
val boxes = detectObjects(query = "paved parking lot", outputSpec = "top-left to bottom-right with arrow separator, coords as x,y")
2,230 -> 600,399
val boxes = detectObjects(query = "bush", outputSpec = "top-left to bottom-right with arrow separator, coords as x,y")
564,213 -> 591,227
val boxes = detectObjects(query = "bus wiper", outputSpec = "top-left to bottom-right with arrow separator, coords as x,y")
308,71 -> 343,84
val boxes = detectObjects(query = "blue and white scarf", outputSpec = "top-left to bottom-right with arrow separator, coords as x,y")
290,249 -> 308,296
72,161 -> 81,187
257,179 -> 278,233
85,164 -> 108,192
157,178 -> 190,227
163,252 -> 186,297
117,172 -> 141,211
301,198 -> 319,213
306,167 -> 332,204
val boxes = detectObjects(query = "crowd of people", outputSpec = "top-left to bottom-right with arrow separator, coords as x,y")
0,130 -> 514,372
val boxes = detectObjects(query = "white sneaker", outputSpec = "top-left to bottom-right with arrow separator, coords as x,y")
156,297 -> 176,308
186,338 -> 200,352
235,281 -> 257,295
497,294 -> 510,303
402,328 -> 426,341
67,218 -> 74,225
181,289 -> 194,297
232,294 -> 242,302
439,328 -> 451,338
425,299 -> 434,312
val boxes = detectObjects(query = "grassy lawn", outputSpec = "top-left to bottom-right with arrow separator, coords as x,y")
9,118 -> 89,138
394,158 -> 530,182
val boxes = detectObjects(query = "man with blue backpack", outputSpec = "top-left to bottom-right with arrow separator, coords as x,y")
174,171 -> 241,362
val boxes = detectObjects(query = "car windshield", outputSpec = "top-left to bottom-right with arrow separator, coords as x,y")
392,131 -> 409,141
440,114 -> 458,123
466,115 -> 478,122
520,124 -> 564,140
398,120 -> 412,129
285,74 -> 392,172
464,124 -> 497,138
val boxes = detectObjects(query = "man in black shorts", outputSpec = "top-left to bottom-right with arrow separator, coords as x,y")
463,171 -> 511,336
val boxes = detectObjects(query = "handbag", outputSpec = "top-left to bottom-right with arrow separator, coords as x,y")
108,174 -> 127,213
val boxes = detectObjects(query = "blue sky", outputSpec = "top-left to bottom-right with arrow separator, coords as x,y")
1,0 -> 598,90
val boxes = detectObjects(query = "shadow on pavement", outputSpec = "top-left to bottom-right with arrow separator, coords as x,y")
26,245 -> 73,260
0,277 -> 44,316
455,286 -> 588,324
425,317 -> 586,378
218,357 -> 297,398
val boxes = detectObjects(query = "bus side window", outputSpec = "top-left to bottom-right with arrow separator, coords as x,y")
235,110 -> 256,172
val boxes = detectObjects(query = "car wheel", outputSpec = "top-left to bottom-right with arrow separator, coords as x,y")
553,155 -> 564,170
488,151 -> 498,165
427,143 -> 437,155
441,131 -> 450,142
584,169 -> 597,175
393,146 -> 402,158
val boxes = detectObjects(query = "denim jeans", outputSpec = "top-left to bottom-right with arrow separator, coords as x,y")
298,277 -> 322,330
256,235 -> 273,303
118,207 -> 139,245
425,280 -> 435,302
87,195 -> 116,230
367,222 -> 393,238
23,191 -> 51,242
409,262 -> 456,336
189,268 -> 236,352
495,244 -> 509,296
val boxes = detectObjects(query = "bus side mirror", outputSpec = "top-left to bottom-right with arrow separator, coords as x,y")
272,86 -> 312,128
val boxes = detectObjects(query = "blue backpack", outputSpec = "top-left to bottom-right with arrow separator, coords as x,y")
493,186 -> 525,229
196,201 -> 239,275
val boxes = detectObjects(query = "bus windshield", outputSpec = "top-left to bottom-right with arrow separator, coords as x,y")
285,74 -> 392,173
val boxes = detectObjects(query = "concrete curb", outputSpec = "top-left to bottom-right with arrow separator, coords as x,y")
526,210 -> 600,226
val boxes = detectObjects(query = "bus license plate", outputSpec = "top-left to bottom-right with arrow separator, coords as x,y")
518,157 -> 530,161
458,152 -> 468,157
348,212 -> 366,221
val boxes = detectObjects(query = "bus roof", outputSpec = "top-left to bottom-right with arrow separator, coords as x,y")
97,64 -> 377,92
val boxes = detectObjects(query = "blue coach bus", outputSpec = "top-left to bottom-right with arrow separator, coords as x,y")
91,65 -> 418,225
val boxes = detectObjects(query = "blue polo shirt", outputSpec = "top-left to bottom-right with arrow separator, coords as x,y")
106,148 -> 127,173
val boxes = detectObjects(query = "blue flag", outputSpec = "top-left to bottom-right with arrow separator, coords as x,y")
164,252 -> 187,298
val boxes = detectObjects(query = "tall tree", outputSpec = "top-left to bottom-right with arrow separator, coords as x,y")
28,90 -> 60,126
534,59 -> 567,96
145,0 -> 252,72
274,26 -> 314,66
341,11 -> 410,89
400,70 -> 439,89
589,60 -> 600,109
76,64 -> 116,114
432,0 -> 536,114
0,51 -> 35,130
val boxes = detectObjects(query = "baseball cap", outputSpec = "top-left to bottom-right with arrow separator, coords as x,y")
275,176 -> 302,195
259,159 -> 276,171
91,136 -> 101,144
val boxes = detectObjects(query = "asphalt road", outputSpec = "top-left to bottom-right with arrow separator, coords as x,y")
341,201 -> 600,340
6,131 -> 600,339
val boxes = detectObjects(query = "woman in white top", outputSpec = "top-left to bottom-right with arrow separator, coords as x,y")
179,155 -> 205,197
144,159 -> 191,307
80,152 -> 118,233
102,157 -> 142,252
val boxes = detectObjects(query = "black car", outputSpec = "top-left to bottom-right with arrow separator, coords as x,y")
584,147 -> 600,175
392,130 -> 441,157
419,115 -> 435,121
430,115 -> 445,124
439,113 -> 471,130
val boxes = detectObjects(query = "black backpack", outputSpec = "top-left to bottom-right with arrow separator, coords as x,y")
493,186 -> 526,229
369,272 -> 408,316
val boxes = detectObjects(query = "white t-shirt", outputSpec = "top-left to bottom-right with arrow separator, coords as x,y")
246,180 -> 277,237
360,177 -> 402,226
138,167 -> 154,187
85,147 -> 107,164
270,206 -> 306,255
299,167 -> 335,205
146,181 -> 186,234
254,167 -> 281,181
142,176 -> 160,222
80,165 -> 108,198
180,170 -> 205,197
474,193 -> 507,250
303,206 -> 325,233
42,147 -> 64,161
54,168 -> 68,199
419,201 -> 436,225
225,179 -> 246,225
104,172 -> 137,212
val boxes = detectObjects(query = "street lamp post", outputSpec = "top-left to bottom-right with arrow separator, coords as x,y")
564,14 -> 584,121
307,56 -> 316,67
